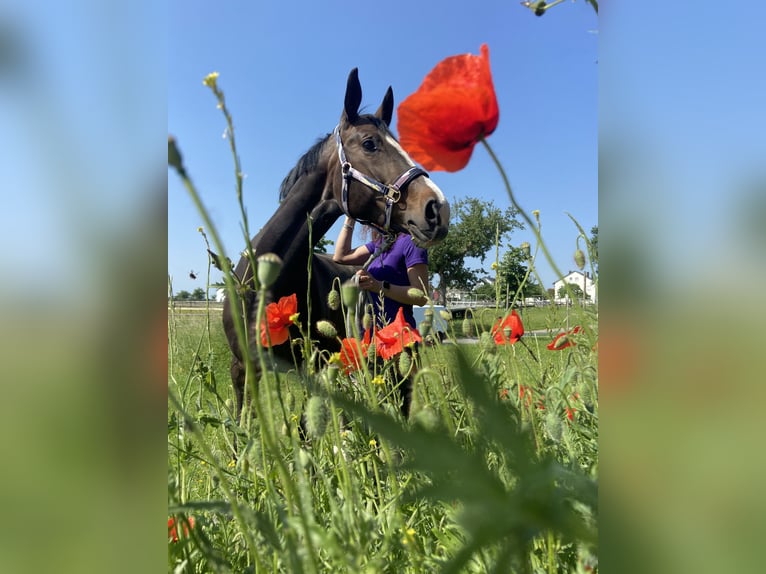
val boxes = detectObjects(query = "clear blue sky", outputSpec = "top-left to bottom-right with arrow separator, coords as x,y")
168,1 -> 598,295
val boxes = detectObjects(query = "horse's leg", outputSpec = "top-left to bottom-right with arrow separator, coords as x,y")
230,354 -> 246,422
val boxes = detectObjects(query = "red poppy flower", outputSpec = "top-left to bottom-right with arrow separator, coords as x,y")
491,310 -> 524,345
338,329 -> 371,374
168,516 -> 195,542
397,44 -> 499,172
547,326 -> 583,351
374,307 -> 422,361
260,293 -> 298,347
565,406 -> 576,421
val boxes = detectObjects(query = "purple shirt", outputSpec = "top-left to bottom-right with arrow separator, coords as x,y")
364,234 -> 428,329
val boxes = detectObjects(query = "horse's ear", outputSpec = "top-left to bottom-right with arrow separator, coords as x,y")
343,68 -> 362,124
375,86 -> 394,126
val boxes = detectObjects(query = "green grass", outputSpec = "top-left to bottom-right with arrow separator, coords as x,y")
168,303 -> 598,573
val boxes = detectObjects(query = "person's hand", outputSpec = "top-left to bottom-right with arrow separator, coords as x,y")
355,270 -> 380,292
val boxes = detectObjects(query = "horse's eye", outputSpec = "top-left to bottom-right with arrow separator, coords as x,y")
362,138 -> 378,152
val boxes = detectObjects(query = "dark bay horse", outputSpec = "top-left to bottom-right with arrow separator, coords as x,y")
223,69 -> 450,419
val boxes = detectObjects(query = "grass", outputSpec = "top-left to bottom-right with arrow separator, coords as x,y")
168,302 -> 598,573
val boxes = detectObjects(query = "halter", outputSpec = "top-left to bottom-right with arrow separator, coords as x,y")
334,125 -> 428,235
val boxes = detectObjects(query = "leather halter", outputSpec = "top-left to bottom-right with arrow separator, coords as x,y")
334,125 -> 428,235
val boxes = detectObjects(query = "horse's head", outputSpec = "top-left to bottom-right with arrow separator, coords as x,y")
331,68 -> 450,247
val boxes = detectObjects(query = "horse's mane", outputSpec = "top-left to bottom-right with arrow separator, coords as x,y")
278,133 -> 331,202
277,116 -> 388,202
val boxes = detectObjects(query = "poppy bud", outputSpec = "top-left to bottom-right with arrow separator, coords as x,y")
398,351 -> 412,376
439,309 -> 452,322
327,289 -> 340,311
315,320 -> 337,339
479,331 -> 495,353
305,396 -> 330,439
168,136 -> 185,174
545,411 -> 563,442
362,310 -> 373,331
341,279 -> 360,307
574,248 -> 586,270
412,407 -> 438,431
407,287 -> 425,300
420,320 -> 432,337
256,253 -> 282,289
366,342 -> 377,359
462,318 -> 475,338
520,242 -> 531,258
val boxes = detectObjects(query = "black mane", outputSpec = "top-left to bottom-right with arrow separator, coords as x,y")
278,133 -> 331,202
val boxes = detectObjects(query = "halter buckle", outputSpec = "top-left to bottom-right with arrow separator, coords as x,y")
384,186 -> 401,204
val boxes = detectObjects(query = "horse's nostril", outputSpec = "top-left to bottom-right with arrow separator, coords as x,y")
425,199 -> 440,226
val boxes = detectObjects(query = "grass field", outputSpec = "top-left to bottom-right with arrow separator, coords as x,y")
168,302 -> 598,573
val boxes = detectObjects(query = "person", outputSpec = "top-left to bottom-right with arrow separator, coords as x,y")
333,216 -> 430,418
333,216 -> 429,330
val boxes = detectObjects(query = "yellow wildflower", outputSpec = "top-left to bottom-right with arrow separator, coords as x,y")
202,71 -> 219,89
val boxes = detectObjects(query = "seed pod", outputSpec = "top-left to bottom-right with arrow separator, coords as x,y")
327,289 -> 340,311
305,396 -> 330,439
545,411 -> 563,442
362,310 -> 373,331
256,253 -> 283,289
479,331 -> 495,353
407,287 -> 425,300
398,351 -> 412,376
340,279 -> 360,307
315,320 -> 337,339
168,136 -> 184,173
574,248 -> 586,270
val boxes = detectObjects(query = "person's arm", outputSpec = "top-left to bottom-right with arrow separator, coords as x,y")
357,263 -> 429,306
333,217 -> 371,265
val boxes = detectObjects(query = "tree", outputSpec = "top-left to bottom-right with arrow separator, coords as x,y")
558,283 -> 588,300
428,197 -> 522,303
589,225 -> 598,273
174,290 -> 191,301
191,287 -> 207,300
314,237 -> 333,254
495,246 -> 543,304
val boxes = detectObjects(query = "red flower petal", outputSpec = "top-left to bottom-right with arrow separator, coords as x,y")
491,310 -> 524,345
397,44 -> 498,172
547,326 -> 583,351
260,293 -> 298,347
339,337 -> 368,374
374,307 -> 422,360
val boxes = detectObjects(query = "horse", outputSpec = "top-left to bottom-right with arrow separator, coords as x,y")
222,68 -> 450,425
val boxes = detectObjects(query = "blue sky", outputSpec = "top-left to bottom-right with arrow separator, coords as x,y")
168,0 -> 598,296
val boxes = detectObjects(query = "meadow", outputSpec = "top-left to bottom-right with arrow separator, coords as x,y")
168,300 -> 598,573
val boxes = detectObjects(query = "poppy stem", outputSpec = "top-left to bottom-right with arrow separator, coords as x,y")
519,337 -> 539,363
478,136 -> 566,294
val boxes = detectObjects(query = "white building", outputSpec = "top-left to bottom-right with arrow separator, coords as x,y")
553,271 -> 597,304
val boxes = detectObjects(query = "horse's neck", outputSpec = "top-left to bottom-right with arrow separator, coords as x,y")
242,166 -> 342,283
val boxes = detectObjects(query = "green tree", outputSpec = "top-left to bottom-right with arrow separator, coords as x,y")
589,225 -> 598,273
428,197 -> 523,303
558,283 -> 587,300
314,237 -> 333,254
495,246 -> 543,304
191,287 -> 206,300
174,290 -> 191,301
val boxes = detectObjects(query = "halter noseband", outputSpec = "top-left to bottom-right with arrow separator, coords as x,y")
334,125 -> 428,235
